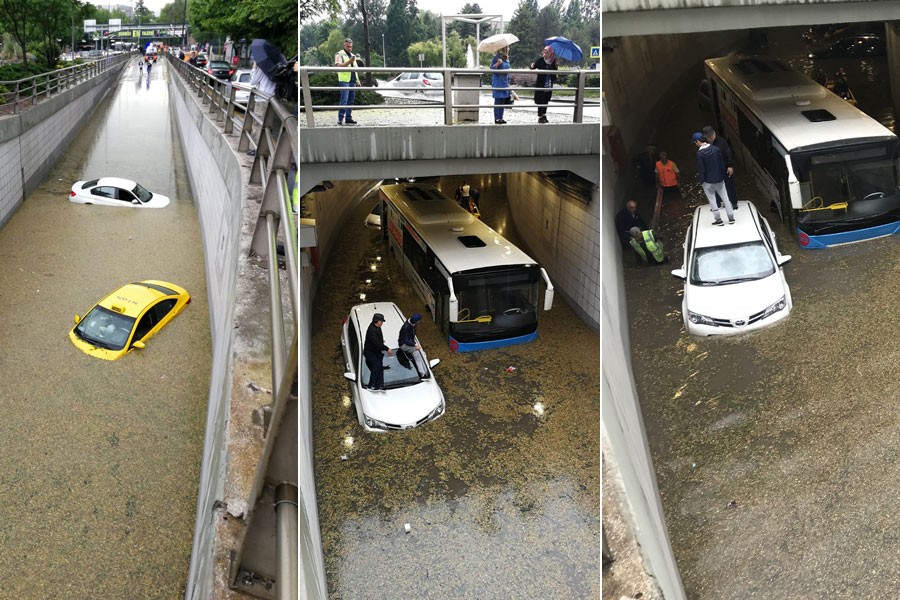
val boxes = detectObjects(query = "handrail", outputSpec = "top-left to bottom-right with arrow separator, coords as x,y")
167,52 -> 299,598
0,53 -> 130,115
299,65 -> 601,127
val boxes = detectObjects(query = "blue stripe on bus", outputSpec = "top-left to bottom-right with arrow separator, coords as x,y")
799,220 -> 900,249
450,331 -> 539,352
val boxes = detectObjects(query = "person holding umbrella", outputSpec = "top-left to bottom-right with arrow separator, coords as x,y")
529,46 -> 558,124
491,47 -> 518,124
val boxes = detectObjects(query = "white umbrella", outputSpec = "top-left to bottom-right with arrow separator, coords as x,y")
477,33 -> 520,54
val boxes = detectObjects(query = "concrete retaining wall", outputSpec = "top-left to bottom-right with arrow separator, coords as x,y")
0,64 -> 125,228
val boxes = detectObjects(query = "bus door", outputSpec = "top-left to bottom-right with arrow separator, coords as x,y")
433,261 -> 452,334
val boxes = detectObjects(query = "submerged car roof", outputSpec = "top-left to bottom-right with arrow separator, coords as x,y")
94,177 -> 138,189
98,280 -> 186,318
692,200 -> 766,248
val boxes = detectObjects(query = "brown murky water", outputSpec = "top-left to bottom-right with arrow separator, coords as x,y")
311,177 -> 601,599
0,60 -> 209,596
623,25 -> 900,600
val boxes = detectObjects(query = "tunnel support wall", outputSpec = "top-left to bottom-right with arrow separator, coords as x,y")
0,63 -> 125,229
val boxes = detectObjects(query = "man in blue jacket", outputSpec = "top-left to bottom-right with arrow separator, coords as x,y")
693,132 -> 734,226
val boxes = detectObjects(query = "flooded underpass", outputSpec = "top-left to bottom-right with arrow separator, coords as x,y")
621,25 -> 900,599
0,59 -> 209,596
310,175 -> 601,598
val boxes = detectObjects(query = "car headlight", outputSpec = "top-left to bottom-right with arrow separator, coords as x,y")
687,311 -> 716,326
762,296 -> 787,318
426,399 -> 445,421
364,415 -> 389,430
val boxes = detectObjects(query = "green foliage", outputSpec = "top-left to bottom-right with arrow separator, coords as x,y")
305,71 -> 383,106
190,0 -> 298,58
508,0 -> 540,67
159,0 -> 188,24
385,0 -> 416,67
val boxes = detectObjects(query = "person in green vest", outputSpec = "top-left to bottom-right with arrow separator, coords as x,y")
334,38 -> 361,126
628,226 -> 668,265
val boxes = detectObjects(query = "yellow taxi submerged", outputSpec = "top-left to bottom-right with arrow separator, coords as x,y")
69,280 -> 190,360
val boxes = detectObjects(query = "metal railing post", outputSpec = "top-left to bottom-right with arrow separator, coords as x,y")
443,68 -> 453,125
275,483 -> 298,600
300,69 -> 315,128
574,71 -> 586,123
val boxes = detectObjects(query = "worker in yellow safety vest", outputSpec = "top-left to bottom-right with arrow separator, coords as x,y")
628,227 -> 667,265
334,38 -> 361,126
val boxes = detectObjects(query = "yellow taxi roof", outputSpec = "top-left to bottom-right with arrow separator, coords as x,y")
97,281 -> 177,318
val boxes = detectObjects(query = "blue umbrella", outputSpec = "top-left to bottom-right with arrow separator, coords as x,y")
544,36 -> 583,62
249,39 -> 287,80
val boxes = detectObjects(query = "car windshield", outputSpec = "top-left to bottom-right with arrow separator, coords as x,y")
691,241 -> 775,285
73,305 -> 135,350
132,183 -> 153,202
360,348 -> 428,389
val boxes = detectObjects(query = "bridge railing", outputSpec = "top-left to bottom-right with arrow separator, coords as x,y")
0,53 -> 130,115
167,54 -> 301,598
299,65 -> 601,127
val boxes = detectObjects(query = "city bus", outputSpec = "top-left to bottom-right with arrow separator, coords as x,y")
378,182 -> 554,352
700,55 -> 900,248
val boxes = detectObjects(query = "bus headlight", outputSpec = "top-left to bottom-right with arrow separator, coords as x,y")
762,296 -> 787,318
687,311 -> 716,326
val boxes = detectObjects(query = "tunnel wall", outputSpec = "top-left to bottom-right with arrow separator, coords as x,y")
506,170 -> 600,332
0,63 -> 126,229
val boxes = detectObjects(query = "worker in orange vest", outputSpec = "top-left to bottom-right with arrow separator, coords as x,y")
654,151 -> 681,199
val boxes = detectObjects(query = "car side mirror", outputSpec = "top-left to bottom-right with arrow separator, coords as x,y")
671,268 -> 686,279
74,314 -> 81,324
343,372 -> 356,382
429,358 -> 441,369
132,199 -> 140,204
133,340 -> 146,349
777,255 -> 792,266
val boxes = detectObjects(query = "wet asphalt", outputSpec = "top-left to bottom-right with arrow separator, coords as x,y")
623,25 -> 900,600
310,176 -> 601,599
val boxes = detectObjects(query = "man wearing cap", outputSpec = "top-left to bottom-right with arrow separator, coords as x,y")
693,131 -> 734,226
334,38 -> 361,126
398,313 -> 427,376
364,313 -> 393,391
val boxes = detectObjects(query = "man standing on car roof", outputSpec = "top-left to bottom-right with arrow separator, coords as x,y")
364,313 -> 393,391
702,125 -> 738,211
693,131 -> 734,226
398,313 -> 427,376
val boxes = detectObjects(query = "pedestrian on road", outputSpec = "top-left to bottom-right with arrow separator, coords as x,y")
654,151 -> 681,199
529,46 -> 558,124
491,47 -> 518,124
628,227 -> 668,266
615,200 -> 649,248
363,313 -> 393,391
334,38 -> 361,126
702,125 -> 738,210
693,131 -> 734,225
461,181 -> 471,204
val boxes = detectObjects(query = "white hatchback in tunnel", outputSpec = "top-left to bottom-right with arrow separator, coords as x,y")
69,177 -> 170,208
671,200 -> 793,336
341,301 -> 445,432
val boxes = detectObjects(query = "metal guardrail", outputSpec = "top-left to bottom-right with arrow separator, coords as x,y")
167,53 -> 299,600
0,53 -> 130,115
299,65 -> 601,127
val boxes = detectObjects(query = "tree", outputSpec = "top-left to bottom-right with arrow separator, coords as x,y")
134,0 -> 152,23
0,0 -> 35,66
32,0 -> 70,66
301,0 -> 340,24
453,3 -> 491,40
536,0 -> 564,56
159,0 -> 187,24
191,0 -> 299,58
385,0 -> 415,67
507,0 -> 539,67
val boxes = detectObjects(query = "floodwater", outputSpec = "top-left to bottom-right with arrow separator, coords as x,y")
622,25 -> 900,599
310,176 -> 601,599
0,59 -> 210,596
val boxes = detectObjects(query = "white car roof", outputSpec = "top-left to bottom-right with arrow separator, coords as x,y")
349,302 -> 406,342
692,200 -> 765,248
95,177 -> 137,189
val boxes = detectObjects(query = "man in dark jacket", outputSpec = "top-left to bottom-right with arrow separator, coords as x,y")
398,312 -> 427,376
363,313 -> 393,391
702,125 -> 738,210
693,132 -> 734,226
615,200 -> 649,247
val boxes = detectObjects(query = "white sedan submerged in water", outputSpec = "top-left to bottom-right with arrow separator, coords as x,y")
69,177 -> 170,208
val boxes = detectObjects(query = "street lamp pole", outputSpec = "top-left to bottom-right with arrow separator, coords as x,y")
382,33 -> 386,67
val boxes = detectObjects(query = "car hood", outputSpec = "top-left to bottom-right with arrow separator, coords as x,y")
685,272 -> 788,318
359,379 -> 443,426
144,194 -> 170,208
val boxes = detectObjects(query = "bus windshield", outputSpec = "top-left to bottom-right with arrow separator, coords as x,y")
452,267 -> 539,341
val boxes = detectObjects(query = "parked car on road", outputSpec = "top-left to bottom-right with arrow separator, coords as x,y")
230,69 -> 252,103
671,201 -> 793,336
385,71 -> 444,93
341,302 -> 445,432
69,177 -> 170,208
808,35 -> 885,59
69,280 -> 191,361
194,53 -> 209,68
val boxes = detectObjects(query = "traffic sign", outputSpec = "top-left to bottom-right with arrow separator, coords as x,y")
590,46 -> 601,59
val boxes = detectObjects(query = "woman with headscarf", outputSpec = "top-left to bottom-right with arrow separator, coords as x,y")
530,46 -> 558,124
